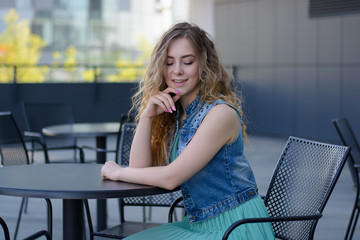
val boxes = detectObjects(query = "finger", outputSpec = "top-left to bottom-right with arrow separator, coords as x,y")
162,87 -> 181,106
157,92 -> 176,112
163,87 -> 180,96
151,96 -> 170,113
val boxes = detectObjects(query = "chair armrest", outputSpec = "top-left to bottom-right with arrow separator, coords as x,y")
24,131 -> 43,139
222,213 -> 323,240
81,145 -> 116,154
0,217 -> 10,240
168,196 -> 184,223
23,230 -> 51,240
25,131 -> 86,163
24,131 -> 45,146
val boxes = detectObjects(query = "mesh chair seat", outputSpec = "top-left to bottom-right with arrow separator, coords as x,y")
223,136 -> 350,240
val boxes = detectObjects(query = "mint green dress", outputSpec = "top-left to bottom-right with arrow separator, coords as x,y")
124,130 -> 275,240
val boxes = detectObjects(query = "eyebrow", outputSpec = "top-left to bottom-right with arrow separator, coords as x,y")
167,54 -> 195,59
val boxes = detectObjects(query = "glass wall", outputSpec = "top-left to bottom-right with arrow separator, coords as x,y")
0,0 -> 186,83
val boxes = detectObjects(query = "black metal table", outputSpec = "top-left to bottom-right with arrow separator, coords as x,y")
42,122 -> 120,164
42,122 -> 119,230
0,164 -> 172,240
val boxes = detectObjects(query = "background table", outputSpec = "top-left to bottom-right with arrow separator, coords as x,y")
42,122 -> 119,230
0,164 -> 173,240
42,122 -> 120,164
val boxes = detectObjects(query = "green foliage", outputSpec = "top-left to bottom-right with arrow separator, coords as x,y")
0,9 -> 48,83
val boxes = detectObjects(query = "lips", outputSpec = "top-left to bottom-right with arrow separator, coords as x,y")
173,79 -> 187,83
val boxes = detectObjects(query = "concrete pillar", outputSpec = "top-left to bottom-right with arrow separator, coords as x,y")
172,0 -> 215,37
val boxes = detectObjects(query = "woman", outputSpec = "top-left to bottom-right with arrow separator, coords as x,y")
101,22 -> 275,239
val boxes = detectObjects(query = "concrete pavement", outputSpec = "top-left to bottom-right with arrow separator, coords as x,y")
0,134 -> 358,239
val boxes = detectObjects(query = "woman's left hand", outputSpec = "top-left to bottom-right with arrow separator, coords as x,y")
101,161 -> 122,181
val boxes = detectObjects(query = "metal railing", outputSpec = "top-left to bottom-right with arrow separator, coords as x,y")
0,64 -> 146,84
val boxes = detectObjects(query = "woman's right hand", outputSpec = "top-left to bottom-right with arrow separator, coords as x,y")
142,88 -> 181,119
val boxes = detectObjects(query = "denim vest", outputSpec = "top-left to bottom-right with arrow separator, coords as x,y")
169,96 -> 258,223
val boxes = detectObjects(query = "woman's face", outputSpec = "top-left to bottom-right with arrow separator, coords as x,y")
164,37 -> 200,106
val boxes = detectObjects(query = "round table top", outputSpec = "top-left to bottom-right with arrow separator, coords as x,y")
0,164 -> 171,199
42,122 -> 120,137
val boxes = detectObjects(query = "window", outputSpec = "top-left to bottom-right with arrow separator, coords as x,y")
309,0 -> 360,17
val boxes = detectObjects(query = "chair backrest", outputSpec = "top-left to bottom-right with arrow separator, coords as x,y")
332,117 -> 360,191
115,115 -> 182,210
22,102 -> 76,148
0,112 -> 29,166
116,115 -> 136,166
264,136 -> 349,240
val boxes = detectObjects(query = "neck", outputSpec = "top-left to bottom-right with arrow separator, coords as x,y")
180,92 -> 199,110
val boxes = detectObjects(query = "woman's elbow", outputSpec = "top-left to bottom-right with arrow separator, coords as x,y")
159,174 -> 181,190
161,182 -> 179,191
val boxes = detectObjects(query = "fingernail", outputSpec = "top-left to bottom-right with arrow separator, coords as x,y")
165,108 -> 169,112
172,106 -> 176,111
175,90 -> 180,93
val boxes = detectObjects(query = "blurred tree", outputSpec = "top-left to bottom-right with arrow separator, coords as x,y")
0,9 -> 48,83
51,46 -> 78,82
107,37 -> 151,82
0,9 -> 153,83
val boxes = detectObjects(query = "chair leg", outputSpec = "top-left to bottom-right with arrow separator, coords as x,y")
14,197 -> 26,240
24,198 -> 29,214
45,199 -> 52,239
348,208 -> 359,240
345,194 -> 359,240
0,217 -> 10,240
84,200 -> 95,240
118,198 -> 125,223
141,196 -> 147,222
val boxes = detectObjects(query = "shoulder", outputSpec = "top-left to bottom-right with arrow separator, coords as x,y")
203,103 -> 238,128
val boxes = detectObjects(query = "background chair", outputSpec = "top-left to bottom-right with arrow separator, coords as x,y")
332,117 -> 360,240
0,112 -> 52,239
21,102 -> 84,163
84,114 -> 182,239
222,136 -> 350,240
0,216 -> 50,240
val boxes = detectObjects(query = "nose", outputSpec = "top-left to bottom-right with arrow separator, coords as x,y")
173,63 -> 183,75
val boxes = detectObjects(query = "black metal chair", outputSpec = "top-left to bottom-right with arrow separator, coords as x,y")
84,115 -> 182,239
21,102 -> 84,164
222,136 -> 350,240
0,216 -> 50,240
332,117 -> 360,240
0,112 -> 53,240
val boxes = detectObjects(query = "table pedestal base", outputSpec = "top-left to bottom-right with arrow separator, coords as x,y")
63,199 -> 84,240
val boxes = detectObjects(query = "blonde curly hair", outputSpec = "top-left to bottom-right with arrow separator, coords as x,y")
131,22 -> 247,166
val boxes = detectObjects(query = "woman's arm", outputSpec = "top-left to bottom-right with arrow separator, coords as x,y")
129,88 -> 181,168
102,104 -> 239,190
128,115 -> 154,168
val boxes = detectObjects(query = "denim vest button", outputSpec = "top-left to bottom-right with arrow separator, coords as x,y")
183,194 -> 189,198
192,216 -> 197,220
248,191 -> 255,196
